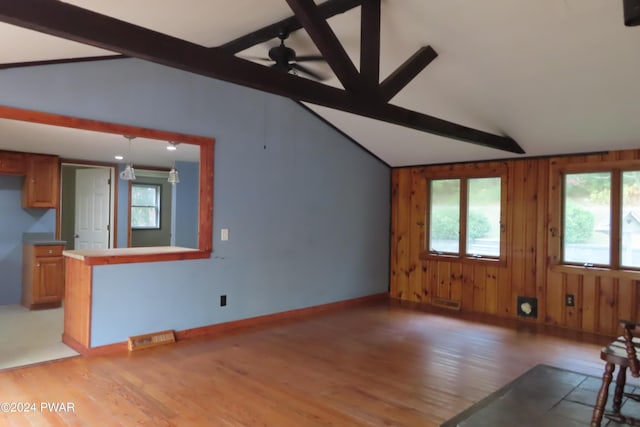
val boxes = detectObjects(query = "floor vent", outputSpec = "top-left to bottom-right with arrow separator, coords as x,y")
517,296 -> 538,318
128,330 -> 176,352
431,298 -> 462,311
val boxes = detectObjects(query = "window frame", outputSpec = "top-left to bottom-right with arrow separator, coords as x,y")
420,166 -> 508,266
130,183 -> 162,230
556,161 -> 640,272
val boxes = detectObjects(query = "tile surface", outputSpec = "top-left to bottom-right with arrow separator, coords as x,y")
0,304 -> 78,370
442,364 -> 640,427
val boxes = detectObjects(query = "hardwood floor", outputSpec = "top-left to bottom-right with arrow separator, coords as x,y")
0,300 -> 623,426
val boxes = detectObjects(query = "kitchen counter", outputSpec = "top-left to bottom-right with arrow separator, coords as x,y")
22,232 -> 66,246
63,246 -> 209,265
27,239 -> 66,245
62,245 -> 211,353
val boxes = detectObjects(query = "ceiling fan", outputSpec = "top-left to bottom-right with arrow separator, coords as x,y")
246,27 -> 328,81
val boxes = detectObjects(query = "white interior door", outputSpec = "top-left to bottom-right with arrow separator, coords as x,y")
75,168 -> 111,249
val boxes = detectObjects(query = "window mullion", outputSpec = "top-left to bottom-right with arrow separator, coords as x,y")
424,179 -> 431,252
611,170 -> 622,269
460,178 -> 468,256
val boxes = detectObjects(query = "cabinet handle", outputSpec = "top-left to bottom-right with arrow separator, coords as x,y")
48,250 -> 52,254
36,263 -> 40,267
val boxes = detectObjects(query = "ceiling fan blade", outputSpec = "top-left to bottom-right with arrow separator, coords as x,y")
238,55 -> 271,62
290,63 -> 327,81
294,55 -> 325,62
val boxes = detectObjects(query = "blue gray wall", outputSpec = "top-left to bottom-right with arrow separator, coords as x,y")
173,161 -> 199,248
1,58 -> 390,346
0,176 -> 55,304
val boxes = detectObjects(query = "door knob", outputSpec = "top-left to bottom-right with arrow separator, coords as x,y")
74,234 -> 79,238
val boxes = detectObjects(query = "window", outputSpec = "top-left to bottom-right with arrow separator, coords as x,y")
622,171 -> 640,268
467,177 -> 502,257
429,179 -> 460,254
426,173 -> 505,263
562,168 -> 640,269
131,184 -> 161,229
563,172 -> 610,265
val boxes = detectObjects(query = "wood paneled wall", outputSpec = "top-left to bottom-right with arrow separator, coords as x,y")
390,149 -> 640,337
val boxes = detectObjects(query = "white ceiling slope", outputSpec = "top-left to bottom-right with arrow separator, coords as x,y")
0,0 -> 639,167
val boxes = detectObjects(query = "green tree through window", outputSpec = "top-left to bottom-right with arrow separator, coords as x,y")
427,176 -> 502,260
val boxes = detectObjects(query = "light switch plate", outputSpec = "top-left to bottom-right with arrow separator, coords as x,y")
221,228 -> 229,241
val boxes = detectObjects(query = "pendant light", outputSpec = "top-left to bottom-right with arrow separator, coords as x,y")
168,164 -> 180,184
167,141 -> 180,184
119,135 -> 136,181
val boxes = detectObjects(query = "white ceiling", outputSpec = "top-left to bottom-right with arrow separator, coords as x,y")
0,0 -> 639,167
0,119 -> 200,167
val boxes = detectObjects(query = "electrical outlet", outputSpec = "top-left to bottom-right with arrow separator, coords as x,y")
566,294 -> 575,307
221,228 -> 229,241
220,295 -> 227,307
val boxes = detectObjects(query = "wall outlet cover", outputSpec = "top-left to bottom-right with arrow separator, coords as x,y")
566,294 -> 575,307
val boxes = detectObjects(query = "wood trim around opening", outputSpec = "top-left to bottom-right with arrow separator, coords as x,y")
0,105 -> 215,256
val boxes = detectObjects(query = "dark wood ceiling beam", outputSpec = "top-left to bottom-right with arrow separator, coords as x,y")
360,0 -> 381,89
284,0 -> 364,93
219,0 -> 362,54
380,46 -> 439,102
0,0 -> 524,154
0,0 -> 364,69
0,54 -> 123,70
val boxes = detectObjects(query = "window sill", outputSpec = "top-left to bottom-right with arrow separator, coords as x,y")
550,264 -> 640,280
420,252 -> 506,267
63,246 -> 211,266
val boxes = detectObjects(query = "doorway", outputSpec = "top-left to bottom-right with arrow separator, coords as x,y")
60,164 -> 115,250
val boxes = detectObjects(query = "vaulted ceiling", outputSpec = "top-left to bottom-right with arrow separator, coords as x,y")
0,0 -> 638,167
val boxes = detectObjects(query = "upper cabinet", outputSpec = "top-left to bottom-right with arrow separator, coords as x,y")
0,149 -> 60,209
22,154 -> 59,208
0,150 -> 26,175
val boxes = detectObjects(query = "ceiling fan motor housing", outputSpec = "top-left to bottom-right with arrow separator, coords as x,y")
269,44 -> 296,68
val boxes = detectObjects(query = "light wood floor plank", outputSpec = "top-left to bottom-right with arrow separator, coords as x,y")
0,301 -> 617,426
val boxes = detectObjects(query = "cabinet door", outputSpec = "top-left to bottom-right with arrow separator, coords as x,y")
33,256 -> 64,304
0,151 -> 25,175
22,154 -> 59,208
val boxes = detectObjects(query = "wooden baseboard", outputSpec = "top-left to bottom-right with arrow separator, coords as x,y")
71,292 -> 389,356
62,333 -> 87,355
62,333 -> 127,356
388,297 -> 611,345
176,292 -> 389,341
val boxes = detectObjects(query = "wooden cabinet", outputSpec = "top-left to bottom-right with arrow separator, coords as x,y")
22,244 -> 65,309
22,154 -> 59,208
0,150 -> 25,175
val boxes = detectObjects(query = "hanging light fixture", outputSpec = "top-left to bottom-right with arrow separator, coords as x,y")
119,135 -> 136,181
168,164 -> 180,184
166,141 -> 180,184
